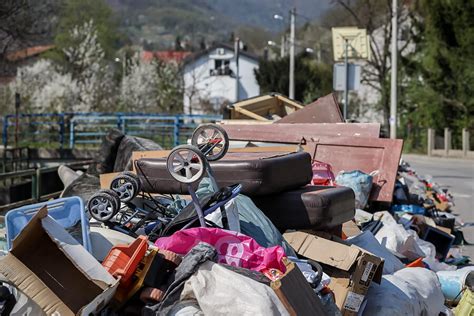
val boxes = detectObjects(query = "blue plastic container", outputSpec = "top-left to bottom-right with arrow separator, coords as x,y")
5,197 -> 92,252
391,204 -> 426,215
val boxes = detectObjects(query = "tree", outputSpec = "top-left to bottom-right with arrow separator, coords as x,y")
401,0 -> 474,148
9,20 -> 115,114
0,0 -> 59,71
10,59 -> 78,113
63,20 -> 114,112
46,0 -> 120,63
254,53 -> 332,103
120,52 -> 183,113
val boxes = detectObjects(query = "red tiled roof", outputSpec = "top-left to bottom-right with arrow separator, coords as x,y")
141,50 -> 191,63
6,45 -> 55,62
0,76 -> 15,85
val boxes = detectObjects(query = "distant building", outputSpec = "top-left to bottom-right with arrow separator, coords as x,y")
141,50 -> 191,64
0,45 -> 55,85
182,43 -> 260,115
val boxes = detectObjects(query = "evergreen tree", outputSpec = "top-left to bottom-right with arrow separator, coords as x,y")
402,0 -> 474,147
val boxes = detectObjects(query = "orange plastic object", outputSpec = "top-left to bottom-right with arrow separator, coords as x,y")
406,257 -> 425,268
102,236 -> 149,286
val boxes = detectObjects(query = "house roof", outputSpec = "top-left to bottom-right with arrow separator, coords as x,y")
183,43 -> 259,66
142,50 -> 192,63
6,45 -> 55,62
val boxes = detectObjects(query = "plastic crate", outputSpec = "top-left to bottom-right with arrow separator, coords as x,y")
5,197 -> 92,252
102,236 -> 148,286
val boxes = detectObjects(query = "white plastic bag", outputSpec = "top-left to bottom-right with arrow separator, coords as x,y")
373,211 -> 426,261
363,267 -> 449,316
347,231 -> 405,275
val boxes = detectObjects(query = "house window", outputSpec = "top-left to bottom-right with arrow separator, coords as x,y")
210,59 -> 232,76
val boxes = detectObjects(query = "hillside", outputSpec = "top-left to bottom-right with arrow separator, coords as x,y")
107,0 -> 332,51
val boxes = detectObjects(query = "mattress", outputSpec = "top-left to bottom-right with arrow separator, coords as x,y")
135,151 -> 312,196
252,185 -> 355,231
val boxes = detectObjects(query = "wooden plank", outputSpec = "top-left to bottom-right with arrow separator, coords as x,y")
233,106 -> 270,121
221,123 -> 381,143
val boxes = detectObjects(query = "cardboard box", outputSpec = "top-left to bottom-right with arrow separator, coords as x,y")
284,231 -> 383,316
271,258 -> 326,316
0,206 -> 119,315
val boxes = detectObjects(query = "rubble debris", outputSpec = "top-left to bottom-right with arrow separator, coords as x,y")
0,109 -> 471,315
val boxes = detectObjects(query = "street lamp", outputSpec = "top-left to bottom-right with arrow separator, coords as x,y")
305,48 -> 314,54
273,14 -> 286,58
273,14 -> 284,21
267,40 -> 277,46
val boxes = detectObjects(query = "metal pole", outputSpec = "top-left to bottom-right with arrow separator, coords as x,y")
14,93 -> 20,148
390,0 -> 398,139
343,39 -> 349,121
281,34 -> 285,58
289,8 -> 295,99
234,37 -> 240,102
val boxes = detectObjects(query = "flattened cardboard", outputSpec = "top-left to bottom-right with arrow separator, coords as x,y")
100,172 -> 120,189
342,221 -> 362,238
0,206 -> 118,315
284,231 -> 383,316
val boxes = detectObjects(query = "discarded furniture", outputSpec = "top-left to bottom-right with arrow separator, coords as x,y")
221,123 -> 381,143
276,93 -> 344,123
224,93 -> 303,121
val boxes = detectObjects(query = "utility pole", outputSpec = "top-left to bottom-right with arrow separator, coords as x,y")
390,0 -> 398,139
289,8 -> 295,99
343,39 -> 349,121
280,34 -> 286,58
234,37 -> 240,102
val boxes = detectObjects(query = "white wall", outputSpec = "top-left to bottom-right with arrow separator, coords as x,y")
183,48 -> 260,115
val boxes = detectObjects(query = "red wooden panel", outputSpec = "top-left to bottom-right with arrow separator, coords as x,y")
222,123 -> 381,143
276,93 -> 343,123
306,137 -> 404,203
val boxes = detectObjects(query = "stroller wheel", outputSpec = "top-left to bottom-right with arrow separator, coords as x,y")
191,124 -> 229,161
167,145 -> 206,184
87,189 -> 120,222
110,172 -> 141,202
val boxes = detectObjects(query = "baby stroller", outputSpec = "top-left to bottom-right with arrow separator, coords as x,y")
86,124 -> 240,240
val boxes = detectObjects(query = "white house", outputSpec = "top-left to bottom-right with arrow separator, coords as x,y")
182,43 -> 260,115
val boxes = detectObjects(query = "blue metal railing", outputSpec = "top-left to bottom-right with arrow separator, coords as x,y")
3,113 -> 222,149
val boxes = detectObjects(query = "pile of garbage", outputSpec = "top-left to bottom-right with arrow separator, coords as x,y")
0,93 -> 472,316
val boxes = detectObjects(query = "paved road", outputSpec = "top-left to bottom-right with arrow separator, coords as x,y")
402,154 -> 474,259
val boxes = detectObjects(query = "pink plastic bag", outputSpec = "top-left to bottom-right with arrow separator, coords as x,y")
155,227 -> 286,273
312,160 -> 335,186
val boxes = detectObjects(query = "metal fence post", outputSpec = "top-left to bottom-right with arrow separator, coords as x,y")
31,167 -> 41,201
174,116 -> 180,147
69,119 -> 75,149
463,128 -> 470,157
117,114 -> 125,134
59,113 -> 65,149
2,115 -> 9,148
444,128 -> 450,157
427,128 -> 434,156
